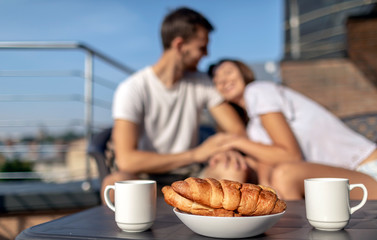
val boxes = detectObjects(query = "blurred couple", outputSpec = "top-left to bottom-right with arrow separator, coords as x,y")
103,6 -> 377,202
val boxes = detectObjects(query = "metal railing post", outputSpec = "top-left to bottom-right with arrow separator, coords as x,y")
83,50 -> 94,190
289,0 -> 301,59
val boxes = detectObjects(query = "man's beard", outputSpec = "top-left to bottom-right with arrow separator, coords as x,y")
182,51 -> 198,71
185,64 -> 197,71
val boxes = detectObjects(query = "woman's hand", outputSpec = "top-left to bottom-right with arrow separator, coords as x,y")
218,135 -> 248,152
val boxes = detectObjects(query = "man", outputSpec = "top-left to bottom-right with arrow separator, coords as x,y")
103,7 -> 249,200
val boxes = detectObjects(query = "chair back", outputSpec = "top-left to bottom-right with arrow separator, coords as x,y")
87,128 -> 113,184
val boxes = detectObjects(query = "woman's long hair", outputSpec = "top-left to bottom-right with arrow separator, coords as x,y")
208,59 -> 256,126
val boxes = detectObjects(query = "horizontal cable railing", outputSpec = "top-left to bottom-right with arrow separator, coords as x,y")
0,94 -> 112,109
0,70 -> 119,89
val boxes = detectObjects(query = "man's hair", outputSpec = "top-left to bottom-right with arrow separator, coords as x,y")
161,7 -> 214,50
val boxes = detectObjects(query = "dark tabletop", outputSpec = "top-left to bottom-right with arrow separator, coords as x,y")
16,197 -> 377,240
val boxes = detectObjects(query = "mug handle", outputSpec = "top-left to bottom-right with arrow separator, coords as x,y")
349,184 -> 368,214
104,185 -> 115,212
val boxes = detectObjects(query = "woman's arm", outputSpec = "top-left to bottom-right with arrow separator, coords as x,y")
209,102 -> 247,137
223,112 -> 303,165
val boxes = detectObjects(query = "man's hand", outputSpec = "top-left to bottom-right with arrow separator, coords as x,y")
191,133 -> 237,163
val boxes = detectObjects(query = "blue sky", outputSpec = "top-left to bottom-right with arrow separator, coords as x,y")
0,0 -> 284,138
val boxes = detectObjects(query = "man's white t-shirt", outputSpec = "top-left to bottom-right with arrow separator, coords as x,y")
245,81 -> 376,170
112,66 -> 223,154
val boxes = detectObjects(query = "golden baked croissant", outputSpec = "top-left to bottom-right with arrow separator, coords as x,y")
162,177 -> 286,217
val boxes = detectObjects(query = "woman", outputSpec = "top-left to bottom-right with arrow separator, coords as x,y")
208,59 -> 377,200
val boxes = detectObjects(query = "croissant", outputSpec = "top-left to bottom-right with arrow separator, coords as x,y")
162,177 -> 286,217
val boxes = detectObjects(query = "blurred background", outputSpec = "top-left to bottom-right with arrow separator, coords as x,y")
1,0 -> 377,238
0,0 -> 285,184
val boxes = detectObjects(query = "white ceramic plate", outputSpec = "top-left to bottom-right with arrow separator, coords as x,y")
173,208 -> 285,239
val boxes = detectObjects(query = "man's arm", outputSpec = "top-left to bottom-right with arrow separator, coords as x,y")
209,102 -> 247,136
112,119 -> 235,174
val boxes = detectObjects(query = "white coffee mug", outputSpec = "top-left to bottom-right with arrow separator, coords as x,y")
304,178 -> 367,231
104,180 -> 157,232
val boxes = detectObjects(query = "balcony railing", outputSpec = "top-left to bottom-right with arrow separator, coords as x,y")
0,41 -> 134,185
